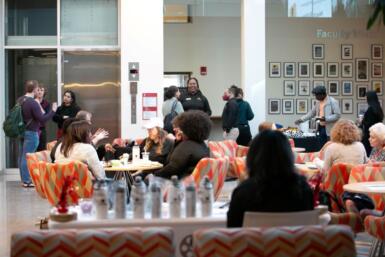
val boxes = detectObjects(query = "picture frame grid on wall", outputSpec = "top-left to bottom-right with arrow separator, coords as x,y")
357,84 -> 368,100
313,80 -> 325,90
357,102 -> 369,117
372,44 -> 383,60
312,44 -> 324,60
313,62 -> 325,78
327,62 -> 339,78
327,80 -> 339,96
283,80 -> 296,96
355,58 -> 369,82
298,62 -> 310,78
269,62 -> 281,78
341,99 -> 353,114
372,80 -> 383,96
341,44 -> 353,60
372,62 -> 383,78
284,62 -> 296,78
268,99 -> 281,114
296,99 -> 308,114
341,62 -> 353,78
282,99 -> 294,114
298,80 -> 310,96
342,81 -> 353,96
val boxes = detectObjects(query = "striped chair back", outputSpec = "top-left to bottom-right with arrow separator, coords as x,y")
39,161 -> 93,206
11,228 -> 174,257
46,140 -> 57,151
193,225 -> 356,257
26,150 -> 51,198
183,157 -> 230,200
208,140 -> 238,159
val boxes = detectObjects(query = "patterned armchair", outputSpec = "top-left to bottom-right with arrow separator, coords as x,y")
183,157 -> 230,200
294,141 -> 332,164
46,140 -> 57,151
193,225 -> 356,257
38,161 -> 93,206
208,140 -> 248,179
364,215 -> 385,241
26,150 -> 52,198
11,228 -> 174,257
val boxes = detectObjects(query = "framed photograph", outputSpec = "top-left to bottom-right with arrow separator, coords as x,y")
298,62 -> 310,77
312,44 -> 324,59
342,81 -> 353,96
357,84 -> 368,100
372,62 -> 383,78
341,44 -> 353,60
357,102 -> 369,117
269,62 -> 281,78
328,81 -> 339,96
372,44 -> 383,60
268,99 -> 281,114
356,58 -> 369,82
313,62 -> 324,77
313,80 -> 324,90
282,99 -> 294,114
372,80 -> 383,95
311,99 -> 317,108
283,80 -> 296,96
298,80 -> 310,96
341,99 -> 353,114
341,62 -> 353,78
296,99 -> 308,114
284,62 -> 296,78
327,62 -> 339,78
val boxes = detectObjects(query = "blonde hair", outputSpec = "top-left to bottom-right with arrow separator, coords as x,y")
369,123 -> 385,143
144,127 -> 167,155
330,119 -> 361,145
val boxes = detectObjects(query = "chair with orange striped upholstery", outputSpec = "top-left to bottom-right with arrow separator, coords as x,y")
26,150 -> 52,198
11,228 -> 174,257
46,140 -> 57,151
183,157 -> 230,200
294,141 -> 332,164
39,161 -> 93,206
364,215 -> 385,256
193,225 -> 356,257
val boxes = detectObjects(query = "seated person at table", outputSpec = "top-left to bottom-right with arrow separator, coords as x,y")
153,110 -> 211,179
55,120 -> 106,180
50,117 -> 80,162
368,123 -> 385,162
227,130 -> 314,227
258,121 -> 277,133
76,110 -> 109,146
140,117 -> 174,164
96,138 -> 134,161
322,119 -> 367,173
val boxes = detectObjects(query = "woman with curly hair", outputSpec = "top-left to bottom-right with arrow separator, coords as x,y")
154,110 -> 211,179
322,119 -> 367,172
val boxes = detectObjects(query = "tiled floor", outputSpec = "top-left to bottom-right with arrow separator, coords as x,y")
0,174 -> 374,257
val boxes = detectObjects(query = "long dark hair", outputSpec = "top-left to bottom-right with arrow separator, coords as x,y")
63,90 -> 78,107
367,91 -> 384,121
247,130 -> 298,190
60,120 -> 91,157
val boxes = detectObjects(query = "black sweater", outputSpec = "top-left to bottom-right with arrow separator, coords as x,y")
180,91 -> 212,116
361,106 -> 384,154
222,98 -> 239,132
52,104 -> 81,129
227,175 -> 314,227
154,140 -> 210,179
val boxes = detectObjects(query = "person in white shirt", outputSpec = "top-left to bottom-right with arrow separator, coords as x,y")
322,119 -> 367,173
55,120 -> 106,180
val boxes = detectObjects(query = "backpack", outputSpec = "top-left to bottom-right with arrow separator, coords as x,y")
163,100 -> 178,133
3,97 -> 28,138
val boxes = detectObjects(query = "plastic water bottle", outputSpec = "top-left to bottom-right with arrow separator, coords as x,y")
132,144 -> 140,163
114,181 -> 127,219
93,180 -> 108,219
168,175 -> 183,218
199,176 -> 214,217
150,178 -> 162,218
131,176 -> 147,219
185,181 -> 196,217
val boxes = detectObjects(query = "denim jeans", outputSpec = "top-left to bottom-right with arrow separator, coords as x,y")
18,130 -> 39,183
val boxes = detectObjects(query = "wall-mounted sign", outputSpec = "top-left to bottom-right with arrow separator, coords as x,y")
142,93 -> 157,120
200,66 -> 207,76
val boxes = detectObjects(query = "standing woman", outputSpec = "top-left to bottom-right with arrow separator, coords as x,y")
235,87 -> 254,146
361,91 -> 384,155
53,90 -> 81,139
35,84 -> 51,151
180,77 -> 212,116
162,85 -> 184,133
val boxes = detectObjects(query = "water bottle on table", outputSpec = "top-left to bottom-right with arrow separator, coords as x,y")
150,177 -> 162,218
168,175 -> 184,218
93,180 -> 109,219
114,181 -> 127,219
185,181 -> 196,217
199,176 -> 214,217
131,176 -> 147,219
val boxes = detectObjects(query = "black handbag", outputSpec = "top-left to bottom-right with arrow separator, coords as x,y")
342,191 -> 375,211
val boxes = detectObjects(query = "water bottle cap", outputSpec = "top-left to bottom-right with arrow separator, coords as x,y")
135,176 -> 142,183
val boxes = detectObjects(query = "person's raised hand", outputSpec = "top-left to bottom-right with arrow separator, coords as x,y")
294,119 -> 302,125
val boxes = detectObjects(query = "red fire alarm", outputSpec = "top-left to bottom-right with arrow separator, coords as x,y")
200,66 -> 207,76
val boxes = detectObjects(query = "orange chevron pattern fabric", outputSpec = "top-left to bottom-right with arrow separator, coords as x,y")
364,215 -> 385,241
322,163 -> 354,212
349,164 -> 385,210
39,161 -> 93,206
329,212 -> 364,233
294,151 -> 321,164
183,157 -> 230,200
288,138 -> 295,148
26,150 -> 51,199
46,140 -> 57,151
193,225 -> 356,257
11,228 -> 175,257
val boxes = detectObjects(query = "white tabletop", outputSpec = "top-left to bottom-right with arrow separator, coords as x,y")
344,181 -> 385,195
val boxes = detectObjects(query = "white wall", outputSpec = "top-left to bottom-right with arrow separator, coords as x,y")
164,16 -> 241,116
266,16 -> 385,127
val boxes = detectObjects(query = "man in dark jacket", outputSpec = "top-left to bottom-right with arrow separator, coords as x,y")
222,86 -> 239,141
180,77 -> 212,116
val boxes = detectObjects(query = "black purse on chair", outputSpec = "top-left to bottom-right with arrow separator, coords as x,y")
341,191 -> 375,211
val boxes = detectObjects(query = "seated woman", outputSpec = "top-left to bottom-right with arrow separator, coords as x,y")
140,117 -> 174,164
322,119 -> 367,172
227,130 -> 314,227
153,110 -> 211,179
55,120 -> 106,180
368,123 -> 385,162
